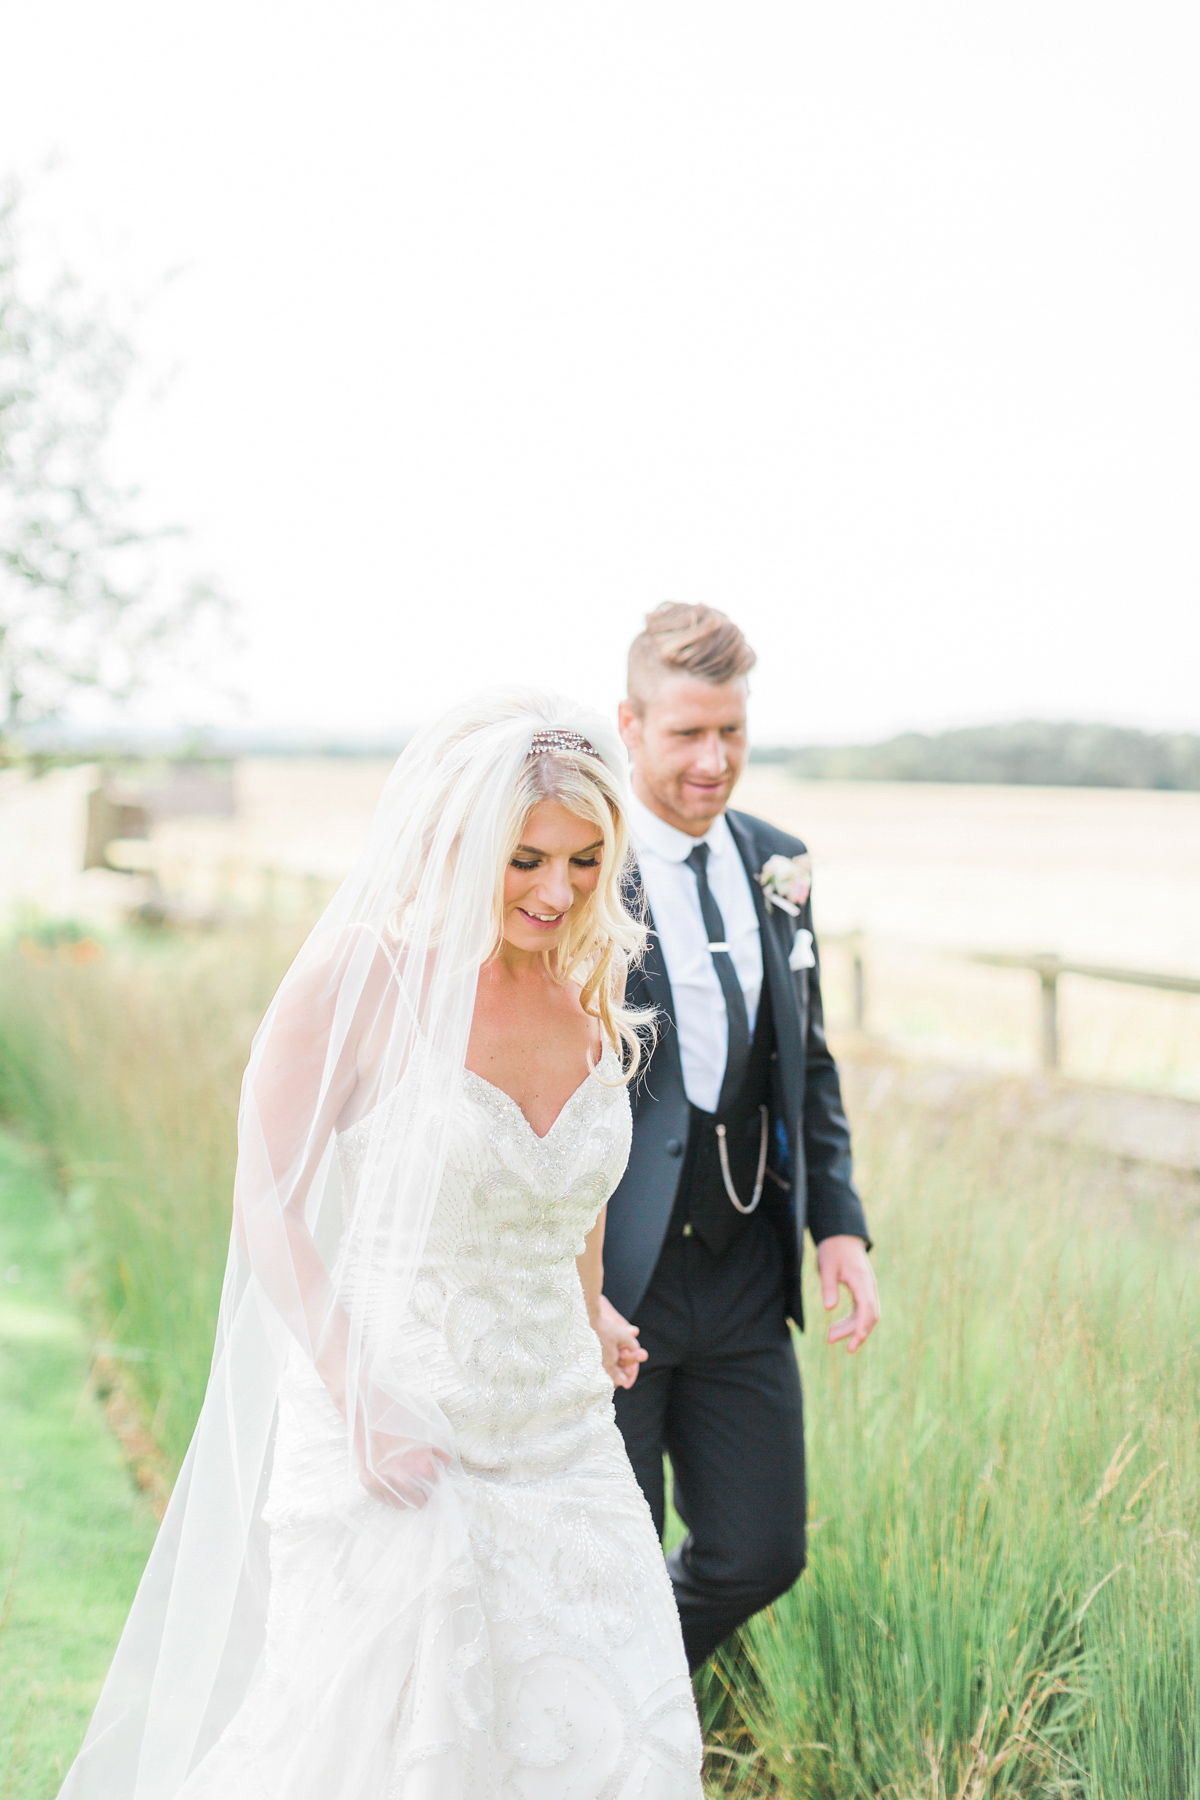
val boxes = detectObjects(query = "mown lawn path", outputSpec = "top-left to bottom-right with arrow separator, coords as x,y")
0,1133 -> 157,1798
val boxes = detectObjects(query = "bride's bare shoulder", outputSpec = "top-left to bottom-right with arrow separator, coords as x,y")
271,923 -> 413,1025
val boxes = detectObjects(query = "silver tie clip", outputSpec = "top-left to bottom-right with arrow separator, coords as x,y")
707,941 -> 729,953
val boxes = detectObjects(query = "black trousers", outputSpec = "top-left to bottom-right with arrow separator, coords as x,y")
613,1213 -> 807,1671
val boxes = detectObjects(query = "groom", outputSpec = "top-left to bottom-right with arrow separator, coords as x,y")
597,603 -> 879,1673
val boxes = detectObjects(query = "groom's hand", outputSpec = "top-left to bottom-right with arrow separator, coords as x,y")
817,1235 -> 879,1353
594,1294 -> 649,1390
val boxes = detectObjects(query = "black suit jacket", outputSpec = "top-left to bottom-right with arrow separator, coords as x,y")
603,808 -> 869,1327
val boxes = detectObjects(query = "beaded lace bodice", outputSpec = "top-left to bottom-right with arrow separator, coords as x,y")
332,1050 -> 630,1474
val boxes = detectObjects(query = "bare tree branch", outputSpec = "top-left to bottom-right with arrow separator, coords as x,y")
0,182 -> 233,737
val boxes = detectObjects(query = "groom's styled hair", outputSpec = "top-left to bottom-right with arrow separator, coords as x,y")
627,602 -> 757,713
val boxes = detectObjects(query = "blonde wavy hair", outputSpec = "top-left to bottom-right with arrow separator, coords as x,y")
490,748 -> 653,1082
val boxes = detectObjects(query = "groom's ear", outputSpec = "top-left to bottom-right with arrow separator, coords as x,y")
617,699 -> 642,753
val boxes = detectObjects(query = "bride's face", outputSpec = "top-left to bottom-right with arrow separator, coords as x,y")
502,801 -> 605,953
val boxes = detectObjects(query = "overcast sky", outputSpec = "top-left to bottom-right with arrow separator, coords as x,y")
2,3 -> 1196,744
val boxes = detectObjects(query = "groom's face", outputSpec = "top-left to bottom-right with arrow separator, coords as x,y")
618,675 -> 749,836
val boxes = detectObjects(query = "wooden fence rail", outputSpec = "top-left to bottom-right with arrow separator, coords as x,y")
821,934 -> 1200,1072
970,951 -> 1200,1070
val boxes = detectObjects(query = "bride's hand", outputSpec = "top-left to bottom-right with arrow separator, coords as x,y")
594,1293 -> 648,1390
356,1427 -> 450,1509
350,1382 -> 451,1507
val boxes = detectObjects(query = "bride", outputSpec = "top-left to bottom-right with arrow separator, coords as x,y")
60,691 -> 703,1800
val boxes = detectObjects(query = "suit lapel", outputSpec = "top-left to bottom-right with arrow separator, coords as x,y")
726,811 -> 805,1128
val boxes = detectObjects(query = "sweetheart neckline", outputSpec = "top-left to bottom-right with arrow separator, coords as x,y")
336,1043 -> 618,1147
460,1058 -> 609,1143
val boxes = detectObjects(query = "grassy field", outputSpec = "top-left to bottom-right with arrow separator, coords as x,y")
1,929 -> 1199,1796
0,1134 -> 158,1797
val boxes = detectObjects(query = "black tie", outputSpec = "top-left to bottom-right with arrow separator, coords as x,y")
685,842 -> 751,1113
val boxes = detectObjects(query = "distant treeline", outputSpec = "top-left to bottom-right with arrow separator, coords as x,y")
751,722 -> 1200,790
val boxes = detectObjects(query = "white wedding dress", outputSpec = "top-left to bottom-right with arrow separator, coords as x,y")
181,1045 -> 703,1800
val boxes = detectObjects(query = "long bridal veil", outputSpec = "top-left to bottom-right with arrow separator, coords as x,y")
61,689 -> 631,1800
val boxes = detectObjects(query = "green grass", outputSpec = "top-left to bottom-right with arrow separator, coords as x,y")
2,936 -> 1200,1795
0,1132 -> 158,1799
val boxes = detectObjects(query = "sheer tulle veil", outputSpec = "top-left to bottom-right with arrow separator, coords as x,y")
60,689 -> 637,1800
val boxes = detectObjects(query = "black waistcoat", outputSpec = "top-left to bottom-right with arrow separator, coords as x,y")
667,980 -> 777,1259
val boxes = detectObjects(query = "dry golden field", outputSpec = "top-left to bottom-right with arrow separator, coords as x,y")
737,769 -> 1200,1099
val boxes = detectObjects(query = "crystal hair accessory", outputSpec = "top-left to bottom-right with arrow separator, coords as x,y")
528,728 -> 600,757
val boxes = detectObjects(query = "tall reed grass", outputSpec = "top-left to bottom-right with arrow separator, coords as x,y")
1,933 -> 1197,1793
706,1066 -> 1200,1798
0,928 -> 293,1468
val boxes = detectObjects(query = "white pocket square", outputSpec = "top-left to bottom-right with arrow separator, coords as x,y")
788,928 -> 815,971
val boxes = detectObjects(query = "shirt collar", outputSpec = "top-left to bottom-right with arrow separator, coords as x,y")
627,790 -> 733,866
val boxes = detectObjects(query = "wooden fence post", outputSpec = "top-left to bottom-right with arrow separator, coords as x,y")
852,936 -> 866,1031
1036,957 -> 1061,1070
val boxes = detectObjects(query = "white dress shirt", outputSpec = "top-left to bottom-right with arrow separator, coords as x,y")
627,791 -> 764,1114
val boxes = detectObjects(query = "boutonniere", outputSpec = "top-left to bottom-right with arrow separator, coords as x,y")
757,852 -> 812,917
